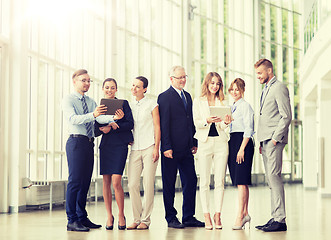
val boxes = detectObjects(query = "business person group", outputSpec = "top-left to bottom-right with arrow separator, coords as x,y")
62,58 -> 292,233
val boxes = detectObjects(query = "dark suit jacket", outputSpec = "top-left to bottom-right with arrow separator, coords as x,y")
95,100 -> 134,148
157,86 -> 197,153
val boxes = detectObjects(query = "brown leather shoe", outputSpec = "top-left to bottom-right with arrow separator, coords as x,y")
127,222 -> 139,230
137,223 -> 149,230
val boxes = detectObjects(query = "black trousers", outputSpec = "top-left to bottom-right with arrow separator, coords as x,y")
161,149 -> 197,223
65,136 -> 94,223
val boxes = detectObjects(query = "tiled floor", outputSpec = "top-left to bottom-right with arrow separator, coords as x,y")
0,184 -> 330,240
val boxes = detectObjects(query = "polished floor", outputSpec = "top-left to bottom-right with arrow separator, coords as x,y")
0,184 -> 330,240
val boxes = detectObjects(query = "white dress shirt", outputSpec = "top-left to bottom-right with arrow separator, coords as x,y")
229,98 -> 255,138
130,97 -> 158,151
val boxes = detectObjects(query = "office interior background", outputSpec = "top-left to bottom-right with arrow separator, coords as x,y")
0,0 -> 330,215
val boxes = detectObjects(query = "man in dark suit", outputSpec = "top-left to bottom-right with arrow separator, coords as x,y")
157,66 -> 204,229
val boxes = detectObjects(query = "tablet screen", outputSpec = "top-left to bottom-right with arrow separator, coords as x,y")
100,98 -> 124,115
209,106 -> 232,119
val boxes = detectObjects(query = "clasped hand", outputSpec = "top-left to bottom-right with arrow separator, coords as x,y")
99,122 -> 120,133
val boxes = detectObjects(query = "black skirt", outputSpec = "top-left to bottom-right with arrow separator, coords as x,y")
100,142 -> 128,175
228,132 -> 254,185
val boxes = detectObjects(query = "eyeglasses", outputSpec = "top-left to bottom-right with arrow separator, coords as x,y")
171,75 -> 188,80
78,79 -> 93,84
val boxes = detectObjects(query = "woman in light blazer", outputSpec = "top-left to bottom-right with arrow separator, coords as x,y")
193,72 -> 231,230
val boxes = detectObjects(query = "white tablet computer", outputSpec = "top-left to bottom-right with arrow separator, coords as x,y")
100,98 -> 124,115
209,106 -> 232,119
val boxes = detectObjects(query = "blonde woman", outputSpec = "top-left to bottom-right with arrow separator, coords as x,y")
193,72 -> 231,230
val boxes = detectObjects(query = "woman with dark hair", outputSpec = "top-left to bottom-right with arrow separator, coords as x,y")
127,76 -> 161,230
95,78 -> 134,230
193,72 -> 231,230
227,78 -> 255,230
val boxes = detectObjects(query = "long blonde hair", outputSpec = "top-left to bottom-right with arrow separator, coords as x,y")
201,72 -> 224,102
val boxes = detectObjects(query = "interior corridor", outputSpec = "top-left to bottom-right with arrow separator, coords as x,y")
0,184 -> 329,240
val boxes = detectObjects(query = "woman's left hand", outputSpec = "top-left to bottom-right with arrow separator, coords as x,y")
236,149 -> 245,164
114,109 -> 124,120
152,147 -> 159,162
109,122 -> 119,130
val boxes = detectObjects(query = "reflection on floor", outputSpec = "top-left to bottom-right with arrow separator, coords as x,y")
0,184 -> 330,240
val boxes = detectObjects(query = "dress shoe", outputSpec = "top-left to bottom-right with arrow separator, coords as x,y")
106,216 -> 114,230
183,217 -> 205,227
255,218 -> 274,230
127,222 -> 139,230
81,218 -> 102,229
262,221 -> 287,232
118,216 -> 126,230
67,221 -> 90,232
137,222 -> 149,230
168,218 -> 185,229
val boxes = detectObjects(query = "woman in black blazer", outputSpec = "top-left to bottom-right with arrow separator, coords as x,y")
95,78 -> 134,230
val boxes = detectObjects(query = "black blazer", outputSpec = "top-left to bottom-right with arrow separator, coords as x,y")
95,100 -> 134,148
157,86 -> 197,153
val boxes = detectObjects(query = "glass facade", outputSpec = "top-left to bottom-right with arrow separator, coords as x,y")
259,0 -> 302,179
0,0 -> 302,183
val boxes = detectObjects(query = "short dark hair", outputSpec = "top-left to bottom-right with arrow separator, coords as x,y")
72,69 -> 88,80
254,58 -> 273,72
136,76 -> 149,88
103,78 -> 117,89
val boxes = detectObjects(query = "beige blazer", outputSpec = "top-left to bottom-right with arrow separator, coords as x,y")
193,96 -> 229,143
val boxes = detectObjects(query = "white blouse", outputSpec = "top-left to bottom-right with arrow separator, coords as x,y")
130,97 -> 158,151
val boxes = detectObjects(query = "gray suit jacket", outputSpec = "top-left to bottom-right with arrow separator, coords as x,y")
257,77 -> 292,143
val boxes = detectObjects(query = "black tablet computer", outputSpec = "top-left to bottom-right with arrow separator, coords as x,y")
100,98 -> 124,115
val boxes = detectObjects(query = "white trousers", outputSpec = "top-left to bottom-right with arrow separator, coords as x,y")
198,137 -> 229,214
128,145 -> 158,226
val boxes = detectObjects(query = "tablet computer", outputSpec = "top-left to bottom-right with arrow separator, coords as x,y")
209,106 -> 232,119
100,98 -> 124,115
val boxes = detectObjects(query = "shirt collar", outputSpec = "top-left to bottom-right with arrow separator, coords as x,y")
134,96 -> 147,105
73,91 -> 84,100
233,98 -> 244,106
265,76 -> 276,88
171,85 -> 184,96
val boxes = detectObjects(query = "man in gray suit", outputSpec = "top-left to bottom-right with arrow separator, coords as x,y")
254,59 -> 292,232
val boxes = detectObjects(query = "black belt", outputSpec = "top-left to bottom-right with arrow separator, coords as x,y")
70,134 -> 94,142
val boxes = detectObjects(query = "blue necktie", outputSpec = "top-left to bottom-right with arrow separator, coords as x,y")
260,85 -> 268,106
181,91 -> 187,110
81,96 -> 93,138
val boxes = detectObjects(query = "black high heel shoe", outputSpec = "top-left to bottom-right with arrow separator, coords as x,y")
118,216 -> 126,230
106,216 -> 114,230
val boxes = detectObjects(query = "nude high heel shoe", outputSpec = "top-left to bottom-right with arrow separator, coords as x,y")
213,214 -> 223,229
232,214 -> 251,230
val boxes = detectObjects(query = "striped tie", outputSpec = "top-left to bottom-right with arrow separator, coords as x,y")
81,96 -> 93,138
181,91 -> 187,110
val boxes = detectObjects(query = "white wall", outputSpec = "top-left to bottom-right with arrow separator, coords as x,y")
300,13 -> 331,196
